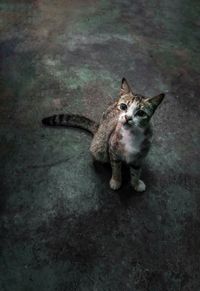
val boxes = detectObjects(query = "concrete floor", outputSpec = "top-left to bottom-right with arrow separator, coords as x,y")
0,0 -> 200,290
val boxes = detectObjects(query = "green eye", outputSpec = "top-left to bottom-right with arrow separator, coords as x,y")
120,103 -> 127,110
136,110 -> 146,117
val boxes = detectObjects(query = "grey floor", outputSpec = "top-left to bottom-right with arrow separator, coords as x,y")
0,0 -> 200,290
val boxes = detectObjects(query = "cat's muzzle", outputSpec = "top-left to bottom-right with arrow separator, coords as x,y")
125,115 -> 133,125
119,114 -> 133,126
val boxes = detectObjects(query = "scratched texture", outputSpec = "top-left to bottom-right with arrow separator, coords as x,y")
0,0 -> 200,290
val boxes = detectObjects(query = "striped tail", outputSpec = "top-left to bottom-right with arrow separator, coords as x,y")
42,114 -> 99,135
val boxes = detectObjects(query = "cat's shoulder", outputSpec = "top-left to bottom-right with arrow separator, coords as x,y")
101,99 -> 119,122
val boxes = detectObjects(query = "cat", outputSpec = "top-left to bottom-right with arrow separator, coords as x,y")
42,78 -> 164,192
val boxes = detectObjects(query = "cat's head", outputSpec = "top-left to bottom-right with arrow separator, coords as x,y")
117,78 -> 165,128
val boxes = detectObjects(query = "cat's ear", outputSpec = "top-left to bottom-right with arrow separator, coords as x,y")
120,78 -> 131,95
146,93 -> 165,111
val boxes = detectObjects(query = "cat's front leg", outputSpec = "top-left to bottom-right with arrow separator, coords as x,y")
130,166 -> 146,192
109,158 -> 122,190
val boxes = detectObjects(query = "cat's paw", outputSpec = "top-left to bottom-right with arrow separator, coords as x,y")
109,178 -> 122,190
133,179 -> 146,192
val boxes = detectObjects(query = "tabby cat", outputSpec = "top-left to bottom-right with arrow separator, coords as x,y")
42,78 -> 164,192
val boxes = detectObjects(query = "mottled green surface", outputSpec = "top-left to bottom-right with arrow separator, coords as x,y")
0,0 -> 200,290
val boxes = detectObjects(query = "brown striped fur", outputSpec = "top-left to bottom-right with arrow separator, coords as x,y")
42,114 -> 99,134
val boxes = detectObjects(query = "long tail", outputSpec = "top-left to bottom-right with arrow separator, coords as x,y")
42,114 -> 99,135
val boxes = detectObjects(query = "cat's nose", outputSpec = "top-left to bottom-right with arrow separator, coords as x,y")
125,115 -> 132,122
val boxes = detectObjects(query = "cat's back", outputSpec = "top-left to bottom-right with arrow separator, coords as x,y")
90,100 -> 120,162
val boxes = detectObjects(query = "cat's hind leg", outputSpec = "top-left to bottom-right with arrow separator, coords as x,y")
130,166 -> 146,192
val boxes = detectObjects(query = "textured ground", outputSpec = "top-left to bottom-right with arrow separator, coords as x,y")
0,1 -> 200,290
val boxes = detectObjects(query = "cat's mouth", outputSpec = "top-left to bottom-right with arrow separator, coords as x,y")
124,121 -> 133,127
124,116 -> 133,126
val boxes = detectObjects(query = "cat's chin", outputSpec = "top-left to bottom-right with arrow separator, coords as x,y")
123,122 -> 132,128
121,120 -> 134,128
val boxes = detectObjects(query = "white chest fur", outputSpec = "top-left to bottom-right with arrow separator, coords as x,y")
120,126 -> 145,163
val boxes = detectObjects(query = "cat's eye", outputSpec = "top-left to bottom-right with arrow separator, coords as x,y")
120,103 -> 127,110
136,110 -> 146,117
